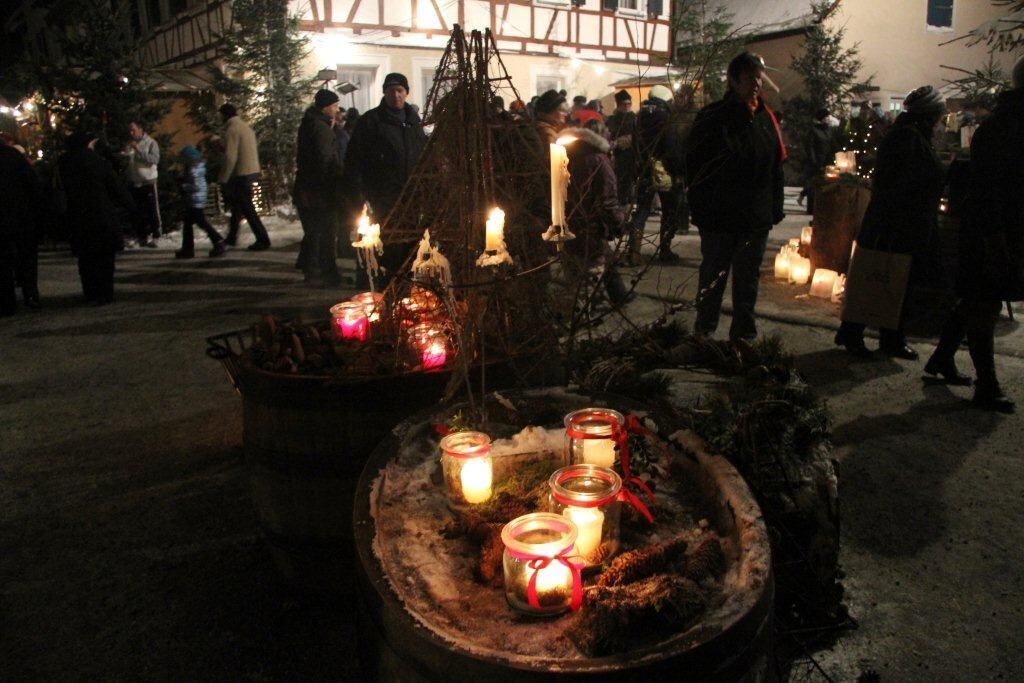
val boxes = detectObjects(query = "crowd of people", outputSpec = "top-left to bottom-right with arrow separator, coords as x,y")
2,53 -> 1021,413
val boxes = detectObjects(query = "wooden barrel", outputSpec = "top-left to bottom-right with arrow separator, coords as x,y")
352,392 -> 774,680
237,364 -> 457,598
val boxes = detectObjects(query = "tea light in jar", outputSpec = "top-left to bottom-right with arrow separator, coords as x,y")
564,408 -> 624,469
440,431 -> 493,508
533,556 -> 573,596
460,455 -> 493,504
563,506 -> 604,561
330,302 -> 368,341
774,249 -> 791,280
351,291 -> 384,322
422,338 -> 447,369
789,256 -> 811,285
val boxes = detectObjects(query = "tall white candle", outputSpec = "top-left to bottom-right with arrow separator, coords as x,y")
550,141 -> 571,228
564,506 -> 604,562
485,207 -> 505,251
460,457 -> 493,504
581,439 -> 616,468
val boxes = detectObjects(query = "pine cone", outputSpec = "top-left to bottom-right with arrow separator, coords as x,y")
596,536 -> 688,588
683,535 -> 726,583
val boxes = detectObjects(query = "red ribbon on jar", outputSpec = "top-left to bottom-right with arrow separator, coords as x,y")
505,546 -> 585,612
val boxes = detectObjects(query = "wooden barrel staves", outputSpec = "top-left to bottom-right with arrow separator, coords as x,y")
237,364 -> 453,598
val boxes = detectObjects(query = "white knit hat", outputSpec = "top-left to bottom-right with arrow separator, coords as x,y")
648,84 -> 672,102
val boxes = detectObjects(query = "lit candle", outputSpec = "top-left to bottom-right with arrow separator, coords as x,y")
774,250 -> 791,280
532,558 -> 573,598
581,439 -> 616,468
422,338 -> 446,369
564,506 -> 604,562
801,226 -> 813,248
459,456 -> 493,504
550,138 -> 574,228
330,302 -> 368,341
351,291 -> 383,322
485,207 -> 505,252
809,268 -> 838,298
790,256 -> 811,285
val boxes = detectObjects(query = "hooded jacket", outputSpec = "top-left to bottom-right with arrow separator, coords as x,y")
343,98 -> 427,220
293,105 -> 344,210
683,96 -> 785,231
957,88 -> 1024,300
564,127 -> 623,247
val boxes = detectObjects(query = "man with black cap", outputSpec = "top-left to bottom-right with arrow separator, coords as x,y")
218,103 -> 271,250
683,51 -> 786,343
607,90 -> 637,206
344,72 -> 427,281
293,89 -> 345,286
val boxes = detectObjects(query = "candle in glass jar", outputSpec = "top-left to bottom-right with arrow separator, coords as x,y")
485,207 -> 505,251
330,302 -> 368,341
532,558 -> 573,597
550,138 -> 573,228
351,291 -> 383,322
422,338 -> 447,369
459,455 -> 492,504
809,268 -> 838,299
581,439 -> 616,468
790,256 -> 811,285
564,506 -> 604,562
774,249 -> 791,280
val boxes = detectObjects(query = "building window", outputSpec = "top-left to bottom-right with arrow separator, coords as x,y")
889,96 -> 904,113
336,66 -> 379,113
926,0 -> 953,31
618,0 -> 644,14
535,73 -> 566,97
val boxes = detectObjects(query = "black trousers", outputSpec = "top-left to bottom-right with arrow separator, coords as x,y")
180,207 -> 223,253
633,182 -> 688,254
224,177 -> 270,246
296,205 -> 339,280
0,232 -> 39,313
931,296 -> 1004,389
695,228 -> 769,341
130,184 -> 162,241
78,250 -> 116,303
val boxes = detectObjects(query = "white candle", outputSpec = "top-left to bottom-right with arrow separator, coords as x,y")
532,557 -> 572,597
550,141 -> 572,228
774,250 -> 791,280
564,506 -> 604,562
581,438 -> 616,468
460,457 -> 492,504
485,207 -> 505,251
790,256 -> 811,285
810,268 -> 838,298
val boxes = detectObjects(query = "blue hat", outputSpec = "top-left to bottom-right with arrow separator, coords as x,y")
180,145 -> 201,161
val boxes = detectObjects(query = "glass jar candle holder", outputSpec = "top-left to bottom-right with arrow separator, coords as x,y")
440,431 -> 493,507
399,286 -> 440,325
564,408 -> 624,469
330,301 -> 369,341
501,512 -> 583,616
351,291 -> 384,322
548,465 -> 622,567
408,322 -> 447,370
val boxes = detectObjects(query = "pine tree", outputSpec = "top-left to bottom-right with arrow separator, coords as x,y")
672,0 -> 741,103
193,0 -> 314,204
788,1 -> 869,177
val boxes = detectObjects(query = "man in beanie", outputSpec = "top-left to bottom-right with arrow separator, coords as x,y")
533,89 -> 568,143
836,85 -> 947,360
344,72 -> 427,283
217,103 -> 271,250
607,90 -> 638,206
293,89 -> 345,285
683,51 -> 786,342
925,56 -> 1024,413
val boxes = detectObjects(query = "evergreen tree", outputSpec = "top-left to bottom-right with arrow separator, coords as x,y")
193,0 -> 314,203
672,0 -> 741,103
788,1 -> 870,175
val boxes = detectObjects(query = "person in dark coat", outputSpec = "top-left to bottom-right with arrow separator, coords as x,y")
925,60 -> 1024,413
632,85 -> 679,264
563,123 -> 630,306
0,140 -> 44,315
59,130 -> 135,304
344,73 -> 427,282
683,52 -> 786,342
835,86 -> 947,359
294,89 -> 345,285
799,108 -> 832,213
607,89 -> 638,207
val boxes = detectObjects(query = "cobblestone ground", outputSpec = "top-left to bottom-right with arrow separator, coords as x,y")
2,204 -> 1022,680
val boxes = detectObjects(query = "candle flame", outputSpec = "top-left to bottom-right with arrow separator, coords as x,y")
555,135 -> 578,146
488,206 -> 505,223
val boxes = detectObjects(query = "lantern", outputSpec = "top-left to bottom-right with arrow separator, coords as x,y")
824,165 -> 840,180
502,513 -> 584,616
351,291 -> 384,322
564,408 -> 624,469
548,465 -> 622,567
440,431 -> 493,507
809,268 -> 838,299
330,301 -> 368,341
789,256 -> 812,286
774,249 -> 791,281
834,151 -> 857,174
800,226 -> 813,249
